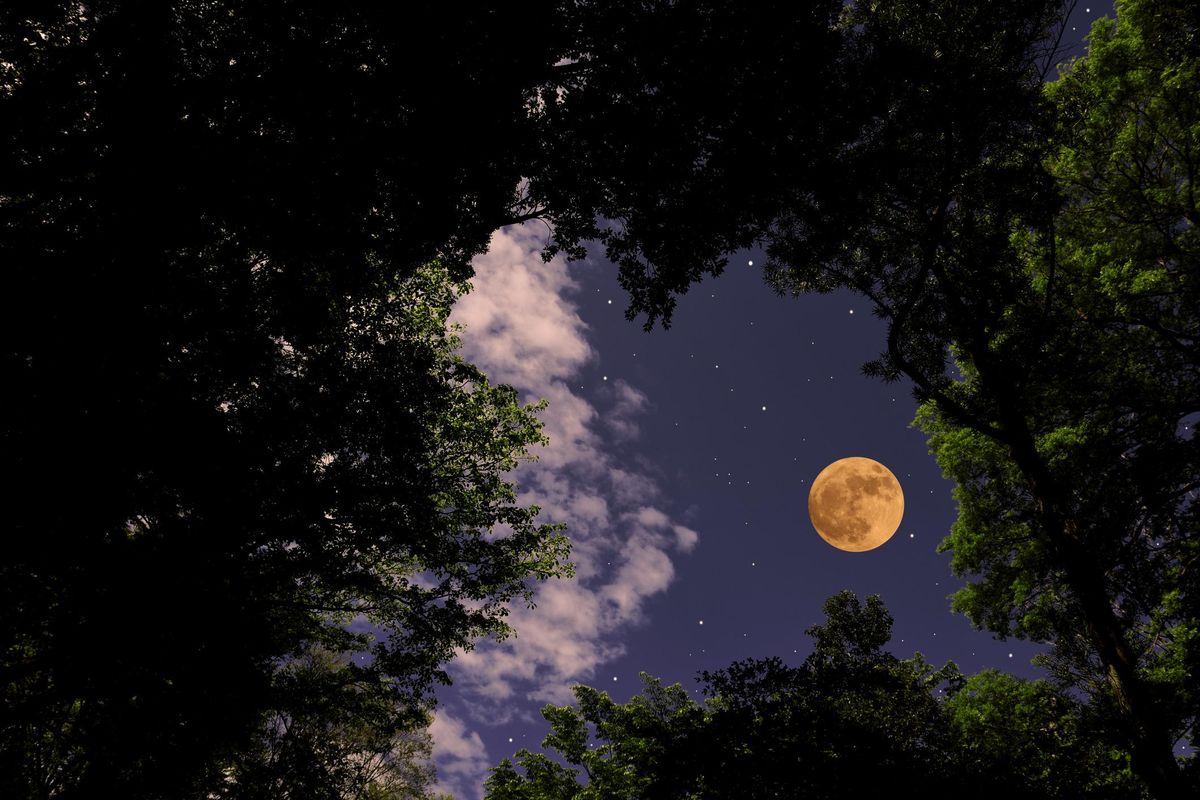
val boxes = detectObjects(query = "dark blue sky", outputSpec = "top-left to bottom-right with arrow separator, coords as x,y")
429,4 -> 1116,797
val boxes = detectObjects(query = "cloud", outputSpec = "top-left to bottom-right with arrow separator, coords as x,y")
434,222 -> 699,798
428,709 -> 493,800
605,380 -> 651,441
673,524 -> 700,552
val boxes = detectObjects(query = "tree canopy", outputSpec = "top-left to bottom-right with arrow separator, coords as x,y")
521,0 -> 1199,794
4,0 -> 1199,796
1,1 -> 584,795
485,592 -> 1145,800
1,249 -> 571,796
911,2 -> 1200,793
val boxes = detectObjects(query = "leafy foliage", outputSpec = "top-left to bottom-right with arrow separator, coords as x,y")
485,592 -> 1144,800
522,0 -> 1198,793
525,0 -> 1064,331
524,0 -> 849,328
912,4 -> 1199,793
218,646 -> 449,800
945,669 -> 1147,799
0,251 -> 571,796
4,0 -> 1199,795
1,2 -> 582,794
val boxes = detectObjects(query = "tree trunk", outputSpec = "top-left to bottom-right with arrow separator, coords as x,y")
986,394 -> 1184,799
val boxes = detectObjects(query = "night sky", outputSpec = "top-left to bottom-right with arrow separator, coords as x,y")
427,5 -> 1115,797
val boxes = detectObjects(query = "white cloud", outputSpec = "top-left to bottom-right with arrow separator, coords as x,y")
434,222 -> 699,799
673,524 -> 700,552
606,379 -> 651,441
428,709 -> 493,800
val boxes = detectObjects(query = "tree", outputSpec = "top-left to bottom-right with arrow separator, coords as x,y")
696,592 -> 963,800
217,645 -> 449,800
1,250 -> 571,797
486,592 -> 963,800
523,0 -> 1066,330
1,1 -> 581,795
520,0 -> 1196,794
5,0 -> 1196,794
911,2 -> 1199,793
944,669 -> 1147,799
486,593 -> 1147,799
485,674 -> 707,800
522,0 -> 851,326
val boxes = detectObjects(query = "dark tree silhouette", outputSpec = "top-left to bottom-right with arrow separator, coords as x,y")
4,0 -> 1197,796
519,1 -> 1198,794
1,3 -> 574,794
485,592 -> 1145,799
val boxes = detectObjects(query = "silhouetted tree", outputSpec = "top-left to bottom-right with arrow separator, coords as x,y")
694,592 -> 962,800
522,0 -> 850,324
485,592 -> 1143,799
1,1 -> 582,795
1,251 -> 570,797
945,669 -> 1147,799
521,0 -> 1197,794
522,0 -> 1068,330
217,645 -> 451,800
6,0 -> 1197,795
910,3 -> 1200,794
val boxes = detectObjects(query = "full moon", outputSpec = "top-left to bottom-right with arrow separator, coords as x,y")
808,457 -> 904,552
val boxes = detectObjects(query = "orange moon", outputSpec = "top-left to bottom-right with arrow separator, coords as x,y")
807,457 -> 904,552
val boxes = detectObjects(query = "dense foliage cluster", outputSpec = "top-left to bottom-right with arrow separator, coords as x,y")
486,592 -> 1146,800
1,3 -> 572,795
2,0 -> 1196,796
